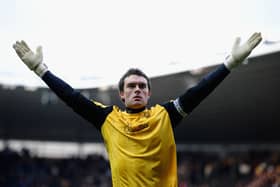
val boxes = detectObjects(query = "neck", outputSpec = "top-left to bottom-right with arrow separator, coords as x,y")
125,106 -> 146,113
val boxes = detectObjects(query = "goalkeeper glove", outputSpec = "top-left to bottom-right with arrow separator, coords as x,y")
13,40 -> 48,77
224,32 -> 262,70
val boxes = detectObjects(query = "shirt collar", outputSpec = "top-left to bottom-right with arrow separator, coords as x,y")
125,107 -> 146,113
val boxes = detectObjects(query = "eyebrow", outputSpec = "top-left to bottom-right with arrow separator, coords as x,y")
126,82 -> 147,88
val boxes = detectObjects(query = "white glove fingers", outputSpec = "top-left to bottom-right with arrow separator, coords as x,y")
248,33 -> 261,44
249,33 -> 262,49
248,32 -> 258,41
20,40 -> 31,53
251,36 -> 262,49
15,41 -> 27,53
13,47 -> 23,58
13,42 -> 25,58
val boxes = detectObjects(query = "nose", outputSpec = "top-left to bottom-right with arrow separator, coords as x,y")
134,85 -> 141,92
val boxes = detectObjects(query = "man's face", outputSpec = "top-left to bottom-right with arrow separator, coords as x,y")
119,74 -> 151,109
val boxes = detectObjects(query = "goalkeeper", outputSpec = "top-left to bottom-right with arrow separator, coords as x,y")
13,32 -> 262,187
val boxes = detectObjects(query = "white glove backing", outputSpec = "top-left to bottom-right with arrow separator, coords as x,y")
224,32 -> 262,70
13,40 -> 48,77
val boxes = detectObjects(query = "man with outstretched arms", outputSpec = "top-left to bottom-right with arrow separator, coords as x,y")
13,32 -> 262,187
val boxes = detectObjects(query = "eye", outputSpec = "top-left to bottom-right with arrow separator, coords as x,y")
138,83 -> 147,89
127,83 -> 136,88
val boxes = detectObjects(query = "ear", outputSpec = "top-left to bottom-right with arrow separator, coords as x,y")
148,90 -> 152,97
119,91 -> 125,102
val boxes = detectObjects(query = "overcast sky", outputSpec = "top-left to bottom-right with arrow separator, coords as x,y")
1,0 -> 280,88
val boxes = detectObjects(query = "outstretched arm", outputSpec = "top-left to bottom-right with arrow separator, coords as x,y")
12,41 -> 111,130
169,33 -> 262,122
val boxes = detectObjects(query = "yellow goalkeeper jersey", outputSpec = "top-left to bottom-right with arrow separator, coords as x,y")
101,104 -> 178,187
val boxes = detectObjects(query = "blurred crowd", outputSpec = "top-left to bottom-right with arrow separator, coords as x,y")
177,149 -> 280,187
0,146 -> 279,187
0,147 -> 111,187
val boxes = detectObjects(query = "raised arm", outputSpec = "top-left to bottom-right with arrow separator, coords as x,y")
166,33 -> 262,124
12,40 -> 112,130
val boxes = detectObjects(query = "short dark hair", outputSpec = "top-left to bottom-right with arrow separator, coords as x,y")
118,68 -> 151,92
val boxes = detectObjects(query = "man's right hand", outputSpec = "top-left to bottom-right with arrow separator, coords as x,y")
13,40 -> 48,77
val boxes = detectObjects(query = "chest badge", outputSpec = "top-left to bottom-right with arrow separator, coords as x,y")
125,123 -> 149,133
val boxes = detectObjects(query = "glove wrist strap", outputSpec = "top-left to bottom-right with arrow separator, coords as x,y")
34,63 -> 48,77
224,55 -> 241,70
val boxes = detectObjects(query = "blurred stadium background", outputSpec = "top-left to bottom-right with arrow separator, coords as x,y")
1,50 -> 280,186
